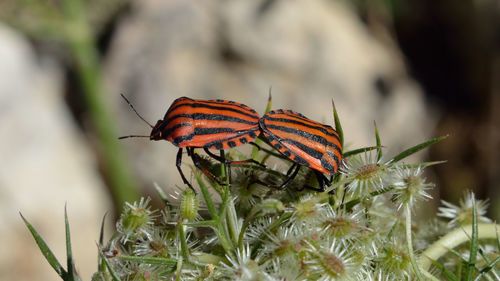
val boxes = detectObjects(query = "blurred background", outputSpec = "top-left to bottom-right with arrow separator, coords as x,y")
0,0 -> 498,280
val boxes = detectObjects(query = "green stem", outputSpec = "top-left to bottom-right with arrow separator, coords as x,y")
178,219 -> 189,262
465,198 -> 478,281
175,256 -> 183,281
225,199 -> 239,245
332,181 -> 344,209
62,0 -> 139,209
184,220 -> 217,227
405,204 -> 424,281
194,173 -> 218,221
219,158 -> 238,245
215,223 -> 234,254
419,223 -> 500,270
238,207 -> 261,250
119,255 -> 177,266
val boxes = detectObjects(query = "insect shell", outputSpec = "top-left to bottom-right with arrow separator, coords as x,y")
150,97 -> 260,149
120,95 -> 262,192
259,109 -> 342,190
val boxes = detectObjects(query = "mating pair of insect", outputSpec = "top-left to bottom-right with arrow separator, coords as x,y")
120,95 -> 343,193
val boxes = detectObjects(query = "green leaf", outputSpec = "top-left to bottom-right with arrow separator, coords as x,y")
21,212 -> 66,278
193,171 -> 218,220
479,255 -> 500,277
390,135 -> 448,163
64,206 -> 80,281
119,255 -> 177,266
97,245 -> 122,281
97,213 -> 108,272
332,100 -> 344,149
465,195 -> 479,280
374,121 -> 382,162
430,259 -> 458,281
456,259 -> 462,280
154,182 -> 174,211
397,160 -> 447,169
343,146 -> 381,158
178,219 -> 190,262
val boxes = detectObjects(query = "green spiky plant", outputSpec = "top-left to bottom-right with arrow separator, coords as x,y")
22,98 -> 500,280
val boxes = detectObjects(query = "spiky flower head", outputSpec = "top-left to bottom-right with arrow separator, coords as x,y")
133,227 -> 175,258
391,166 -> 433,210
290,194 -> 327,224
303,238 -> 360,281
342,151 -> 389,198
263,225 -> 302,258
374,238 -> 413,280
231,167 -> 271,212
116,197 -> 158,243
438,191 -> 491,227
220,245 -> 272,281
317,205 -> 366,241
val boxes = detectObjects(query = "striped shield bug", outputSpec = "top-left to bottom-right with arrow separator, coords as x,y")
259,109 -> 343,191
119,95 -> 263,192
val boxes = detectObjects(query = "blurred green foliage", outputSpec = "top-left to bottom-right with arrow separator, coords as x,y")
0,0 -> 140,210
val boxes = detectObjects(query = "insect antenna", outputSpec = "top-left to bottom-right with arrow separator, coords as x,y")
118,135 -> 150,139
120,94 -> 154,128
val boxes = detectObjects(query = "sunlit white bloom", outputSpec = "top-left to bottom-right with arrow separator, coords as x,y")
220,245 -> 273,281
438,191 -> 491,227
290,193 -> 329,225
342,151 -> 389,197
263,225 -> 303,258
391,166 -> 433,210
317,205 -> 366,241
303,238 -> 360,281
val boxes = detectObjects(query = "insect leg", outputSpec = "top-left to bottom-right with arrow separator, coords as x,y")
303,171 -> 335,193
219,150 -> 231,186
277,164 -> 301,190
188,147 -> 224,185
248,141 -> 262,150
251,164 -> 300,190
285,163 -> 296,176
203,148 -> 266,168
176,148 -> 197,193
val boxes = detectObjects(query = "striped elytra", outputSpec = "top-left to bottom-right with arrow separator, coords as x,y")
259,109 -> 342,176
120,95 -> 263,193
150,97 -> 260,149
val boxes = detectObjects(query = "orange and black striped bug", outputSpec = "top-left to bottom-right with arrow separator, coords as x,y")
119,95 -> 264,192
258,109 -> 343,191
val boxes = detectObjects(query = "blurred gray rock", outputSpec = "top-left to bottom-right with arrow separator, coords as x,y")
0,23 -> 108,281
106,0 -> 435,191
